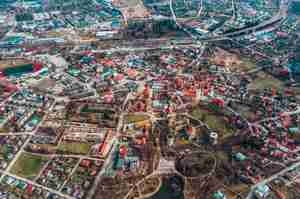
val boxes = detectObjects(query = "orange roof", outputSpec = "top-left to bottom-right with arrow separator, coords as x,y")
114,73 -> 124,81
127,69 -> 137,77
101,59 -> 114,67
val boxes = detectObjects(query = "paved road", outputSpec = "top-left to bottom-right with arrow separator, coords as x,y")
213,0 -> 289,39
173,0 -> 289,42
59,158 -> 82,192
0,132 -> 34,136
0,135 -> 32,182
24,152 -> 104,162
246,161 -> 300,199
0,100 -> 58,194
0,101 -> 57,182
255,107 -> 300,124
85,111 -> 124,199
0,170 -> 72,199
77,43 -> 201,54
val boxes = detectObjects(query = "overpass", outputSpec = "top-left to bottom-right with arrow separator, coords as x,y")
169,0 -> 289,41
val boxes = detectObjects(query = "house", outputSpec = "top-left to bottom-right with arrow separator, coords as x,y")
96,30 -> 118,39
213,191 -> 226,199
234,152 -> 247,161
99,130 -> 114,158
254,184 -> 270,199
80,159 -> 92,168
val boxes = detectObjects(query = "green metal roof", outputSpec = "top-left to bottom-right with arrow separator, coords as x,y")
213,191 -> 226,199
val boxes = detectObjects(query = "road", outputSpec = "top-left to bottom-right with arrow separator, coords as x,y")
85,109 -> 125,199
0,135 -> 32,182
0,170 -> 72,199
169,0 -> 199,40
255,106 -> 300,124
215,0 -> 289,39
59,158 -> 82,192
0,100 -> 56,181
23,152 -> 104,162
0,99 -> 59,194
73,43 -> 199,54
169,0 -> 182,28
0,132 -> 34,136
246,161 -> 300,199
197,0 -> 203,17
169,0 -> 289,42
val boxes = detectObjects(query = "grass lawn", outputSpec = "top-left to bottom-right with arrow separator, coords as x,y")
0,59 -> 28,70
191,107 -> 235,138
10,152 -> 48,180
117,0 -> 141,7
231,103 -> 256,120
58,142 -> 92,155
248,72 -> 284,91
124,114 -> 149,124
226,183 -> 250,196
240,58 -> 258,71
0,127 -> 8,133
225,57 -> 258,73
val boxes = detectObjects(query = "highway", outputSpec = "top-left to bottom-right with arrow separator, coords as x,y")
168,0 -> 289,42
221,12 -> 286,38
209,0 -> 288,40
196,0 -> 203,17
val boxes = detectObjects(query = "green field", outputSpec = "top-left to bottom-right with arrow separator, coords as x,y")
10,152 -> 48,180
240,58 -> 258,71
58,142 -> 92,154
124,114 -> 150,124
191,107 -> 235,138
248,72 -> 284,91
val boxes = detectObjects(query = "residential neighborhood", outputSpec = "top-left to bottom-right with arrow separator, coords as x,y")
0,0 -> 300,199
